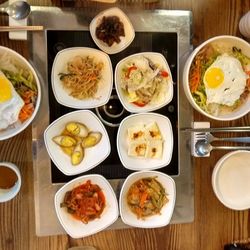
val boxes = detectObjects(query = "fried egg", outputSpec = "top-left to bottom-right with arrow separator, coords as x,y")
203,54 -> 247,106
0,71 -> 24,130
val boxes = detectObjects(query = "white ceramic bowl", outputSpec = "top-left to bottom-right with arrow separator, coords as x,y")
117,113 -> 173,171
119,171 -> 176,228
0,162 -> 21,203
0,46 -> 41,141
212,150 -> 250,210
44,110 -> 111,176
183,35 -> 250,121
51,47 -> 113,109
55,174 -> 119,238
90,7 -> 135,54
115,52 -> 173,113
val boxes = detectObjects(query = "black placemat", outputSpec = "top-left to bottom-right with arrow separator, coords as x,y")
46,30 -> 178,183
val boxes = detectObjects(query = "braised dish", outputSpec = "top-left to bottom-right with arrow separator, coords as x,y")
90,7 -> 135,54
95,15 -> 125,47
52,121 -> 102,166
44,110 -> 111,176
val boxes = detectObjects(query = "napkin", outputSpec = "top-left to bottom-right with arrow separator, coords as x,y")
8,0 -> 28,40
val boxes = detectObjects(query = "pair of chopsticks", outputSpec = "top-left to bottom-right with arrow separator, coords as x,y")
181,126 -> 250,133
0,26 -> 43,31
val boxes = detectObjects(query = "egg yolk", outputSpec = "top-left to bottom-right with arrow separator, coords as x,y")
204,67 -> 224,88
0,76 -> 12,103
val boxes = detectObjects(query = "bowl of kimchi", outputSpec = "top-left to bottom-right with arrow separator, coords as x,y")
115,52 -> 173,113
54,174 -> 119,238
119,170 -> 176,228
183,35 -> 250,121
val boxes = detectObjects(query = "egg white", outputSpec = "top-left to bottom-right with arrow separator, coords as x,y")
0,72 -> 24,130
203,54 -> 247,106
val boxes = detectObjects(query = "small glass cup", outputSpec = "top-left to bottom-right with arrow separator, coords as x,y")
0,162 -> 21,202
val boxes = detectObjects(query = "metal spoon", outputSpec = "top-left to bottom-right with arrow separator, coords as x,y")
0,1 -> 31,20
195,140 -> 250,157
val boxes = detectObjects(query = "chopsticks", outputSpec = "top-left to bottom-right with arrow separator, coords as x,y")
181,126 -> 250,133
0,26 -> 44,31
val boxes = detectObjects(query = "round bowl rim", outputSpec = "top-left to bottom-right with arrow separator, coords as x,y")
183,35 -> 250,121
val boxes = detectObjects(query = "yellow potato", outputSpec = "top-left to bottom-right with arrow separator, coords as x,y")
53,135 -> 76,147
82,132 -> 102,148
71,144 -> 84,165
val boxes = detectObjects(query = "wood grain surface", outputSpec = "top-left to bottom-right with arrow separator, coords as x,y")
0,0 -> 250,250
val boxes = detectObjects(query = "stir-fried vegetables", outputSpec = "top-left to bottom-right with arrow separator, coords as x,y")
120,56 -> 170,107
60,180 -> 105,224
2,69 -> 37,122
127,177 -> 168,219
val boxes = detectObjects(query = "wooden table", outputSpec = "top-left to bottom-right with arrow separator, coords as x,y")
0,0 -> 249,249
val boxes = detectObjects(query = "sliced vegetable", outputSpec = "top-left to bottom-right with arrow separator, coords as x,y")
126,65 -> 137,78
132,101 -> 146,107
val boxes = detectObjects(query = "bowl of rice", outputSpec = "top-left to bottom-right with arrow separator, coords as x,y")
183,35 -> 250,120
0,46 -> 41,140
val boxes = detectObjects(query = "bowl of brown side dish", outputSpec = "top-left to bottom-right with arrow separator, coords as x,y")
90,7 -> 135,54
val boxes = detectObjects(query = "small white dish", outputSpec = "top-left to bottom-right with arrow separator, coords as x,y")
51,47 -> 113,109
117,113 -> 173,171
0,162 -> 21,203
115,52 -> 173,113
55,174 -> 119,238
90,7 -> 135,54
212,150 -> 250,210
44,110 -> 111,176
119,171 -> 176,228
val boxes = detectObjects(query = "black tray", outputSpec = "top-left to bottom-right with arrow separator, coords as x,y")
46,30 -> 178,183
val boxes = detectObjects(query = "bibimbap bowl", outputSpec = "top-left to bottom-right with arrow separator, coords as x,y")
0,46 -> 41,140
183,35 -> 250,121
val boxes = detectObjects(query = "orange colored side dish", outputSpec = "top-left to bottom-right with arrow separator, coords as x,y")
61,180 -> 105,224
127,177 -> 168,219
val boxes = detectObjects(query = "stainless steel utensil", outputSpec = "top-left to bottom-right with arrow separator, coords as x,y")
195,132 -> 250,144
182,126 -> 250,133
0,26 -> 43,31
0,1 -> 31,20
195,140 -> 250,157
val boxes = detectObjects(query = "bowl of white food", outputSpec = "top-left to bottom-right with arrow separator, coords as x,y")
212,150 -> 250,210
